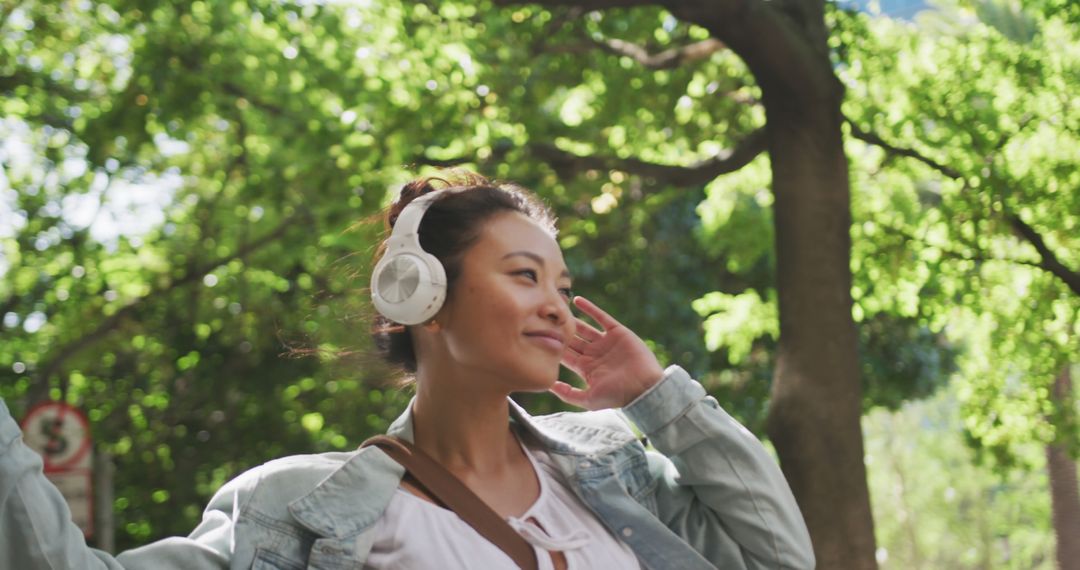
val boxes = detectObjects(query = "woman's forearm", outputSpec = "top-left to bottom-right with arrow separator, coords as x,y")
623,366 -> 816,570
0,399 -> 121,570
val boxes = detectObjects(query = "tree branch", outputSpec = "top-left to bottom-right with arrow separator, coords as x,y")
846,116 -> 1080,296
502,0 -> 838,102
878,222 -> 1045,271
222,82 -> 285,116
0,2 -> 14,31
531,128 -> 767,186
32,211 -> 310,389
494,0 -> 657,8
845,117 -> 963,179
0,70 -> 87,105
592,37 -> 725,70
527,6 -> 585,55
1007,214 -> 1080,296
0,279 -> 50,326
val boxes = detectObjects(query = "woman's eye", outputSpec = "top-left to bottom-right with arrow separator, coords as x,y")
513,271 -> 571,299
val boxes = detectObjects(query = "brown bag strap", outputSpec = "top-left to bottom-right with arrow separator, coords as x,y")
361,435 -> 539,570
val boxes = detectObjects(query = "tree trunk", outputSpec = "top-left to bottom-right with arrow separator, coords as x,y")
670,1 -> 879,566
762,87 -> 877,570
1047,366 -> 1080,570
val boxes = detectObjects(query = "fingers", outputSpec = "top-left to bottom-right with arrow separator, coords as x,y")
560,347 -> 583,375
549,381 -> 589,408
573,317 -> 603,342
567,336 -> 590,355
572,296 -> 621,332
567,314 -> 602,358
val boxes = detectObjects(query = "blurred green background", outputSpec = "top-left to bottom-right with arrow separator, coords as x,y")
1,0 -> 1077,567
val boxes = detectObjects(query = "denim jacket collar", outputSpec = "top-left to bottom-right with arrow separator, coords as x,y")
287,396 -> 638,539
286,445 -> 402,539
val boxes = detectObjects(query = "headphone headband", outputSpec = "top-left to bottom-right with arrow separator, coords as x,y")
370,187 -> 462,326
387,190 -> 445,250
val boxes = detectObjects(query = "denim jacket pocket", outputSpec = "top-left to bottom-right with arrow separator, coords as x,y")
242,502 -> 322,569
613,447 -> 659,515
306,537 -> 363,570
251,547 -> 306,570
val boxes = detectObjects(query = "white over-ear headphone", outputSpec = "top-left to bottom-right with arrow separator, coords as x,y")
370,189 -> 455,325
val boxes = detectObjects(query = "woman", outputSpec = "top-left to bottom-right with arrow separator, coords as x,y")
0,172 -> 815,569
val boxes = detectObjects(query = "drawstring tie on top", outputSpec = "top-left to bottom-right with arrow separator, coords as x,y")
506,516 -> 592,551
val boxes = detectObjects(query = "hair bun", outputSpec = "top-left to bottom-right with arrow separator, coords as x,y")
387,179 -> 441,229
386,171 -> 495,229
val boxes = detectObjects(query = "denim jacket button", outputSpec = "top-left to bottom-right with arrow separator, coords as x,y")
621,527 -> 633,537
580,460 -> 591,469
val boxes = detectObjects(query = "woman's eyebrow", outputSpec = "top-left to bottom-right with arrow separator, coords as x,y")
501,251 -> 572,279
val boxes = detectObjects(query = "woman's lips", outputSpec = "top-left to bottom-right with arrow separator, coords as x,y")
524,332 -> 565,353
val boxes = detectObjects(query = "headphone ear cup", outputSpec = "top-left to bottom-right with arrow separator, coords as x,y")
371,249 -> 447,326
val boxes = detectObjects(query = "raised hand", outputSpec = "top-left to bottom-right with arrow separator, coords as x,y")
551,296 -> 665,410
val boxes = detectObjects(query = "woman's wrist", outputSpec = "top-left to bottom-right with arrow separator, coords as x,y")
623,365 -> 705,434
621,363 -> 666,408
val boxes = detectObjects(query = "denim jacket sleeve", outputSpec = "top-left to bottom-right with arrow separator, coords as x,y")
622,366 -> 815,570
0,398 -> 234,570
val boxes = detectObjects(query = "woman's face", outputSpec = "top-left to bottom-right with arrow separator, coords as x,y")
429,211 -> 574,392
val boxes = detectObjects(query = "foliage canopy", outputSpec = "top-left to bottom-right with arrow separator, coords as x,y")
1,0 -> 1076,554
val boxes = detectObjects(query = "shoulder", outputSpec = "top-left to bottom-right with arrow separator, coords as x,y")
207,450 -> 358,511
526,408 -> 641,455
535,408 -> 637,436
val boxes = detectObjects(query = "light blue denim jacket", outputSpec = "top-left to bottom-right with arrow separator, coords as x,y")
1,366 -> 814,569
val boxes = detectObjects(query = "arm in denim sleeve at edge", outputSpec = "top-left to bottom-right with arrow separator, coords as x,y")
0,397 -> 234,570
622,365 -> 816,570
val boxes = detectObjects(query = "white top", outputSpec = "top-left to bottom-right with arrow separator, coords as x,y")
363,431 -> 642,569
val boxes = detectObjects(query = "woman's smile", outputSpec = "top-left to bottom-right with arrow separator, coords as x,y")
523,330 -> 567,353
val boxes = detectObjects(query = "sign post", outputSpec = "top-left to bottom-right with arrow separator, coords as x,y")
20,401 -> 95,540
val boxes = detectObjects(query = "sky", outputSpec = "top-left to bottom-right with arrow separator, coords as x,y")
844,0 -> 932,19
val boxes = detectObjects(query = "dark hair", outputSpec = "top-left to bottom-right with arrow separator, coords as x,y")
372,171 -> 557,373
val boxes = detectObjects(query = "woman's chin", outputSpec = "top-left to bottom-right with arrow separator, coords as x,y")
514,371 -> 561,394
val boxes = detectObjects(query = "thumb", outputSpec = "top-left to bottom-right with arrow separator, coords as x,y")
549,381 -> 589,409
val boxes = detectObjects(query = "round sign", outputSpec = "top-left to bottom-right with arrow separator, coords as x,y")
20,401 -> 92,472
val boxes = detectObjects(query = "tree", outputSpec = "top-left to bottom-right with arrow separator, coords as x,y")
0,0 -> 464,547
864,384 -> 1054,568
835,0 -> 1080,564
1046,367 -> 1080,570
480,0 -> 1078,564
481,0 -> 877,564
4,0 -> 1074,564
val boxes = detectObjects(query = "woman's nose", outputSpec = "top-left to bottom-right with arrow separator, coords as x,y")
542,291 -> 570,325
